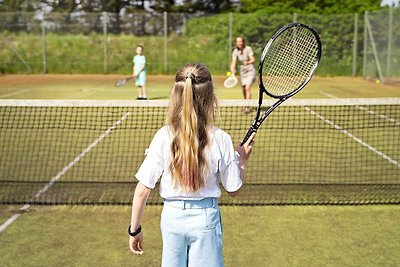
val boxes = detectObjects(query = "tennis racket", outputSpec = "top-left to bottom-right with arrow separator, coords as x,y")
223,75 -> 238,88
241,23 -> 322,145
115,77 -> 133,87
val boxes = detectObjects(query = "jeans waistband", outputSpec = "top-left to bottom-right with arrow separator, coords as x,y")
163,198 -> 217,209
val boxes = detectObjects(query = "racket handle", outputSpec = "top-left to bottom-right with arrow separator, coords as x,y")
241,127 -> 257,146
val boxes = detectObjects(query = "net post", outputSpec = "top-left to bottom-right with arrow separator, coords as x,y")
41,10 -> 47,74
163,11 -> 168,74
352,13 -> 358,77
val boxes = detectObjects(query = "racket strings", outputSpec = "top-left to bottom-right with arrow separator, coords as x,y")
266,31 -> 316,87
224,75 -> 238,88
265,31 -> 318,95
263,27 -> 319,97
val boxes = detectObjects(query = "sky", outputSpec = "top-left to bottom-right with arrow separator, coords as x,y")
381,0 -> 398,6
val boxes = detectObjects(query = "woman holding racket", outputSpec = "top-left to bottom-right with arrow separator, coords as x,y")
128,63 -> 254,267
230,36 -> 256,112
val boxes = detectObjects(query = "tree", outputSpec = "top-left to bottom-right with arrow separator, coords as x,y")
0,0 -> 37,11
239,0 -> 382,14
150,0 -> 238,13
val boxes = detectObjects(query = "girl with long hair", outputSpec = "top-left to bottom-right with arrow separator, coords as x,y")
128,63 -> 254,267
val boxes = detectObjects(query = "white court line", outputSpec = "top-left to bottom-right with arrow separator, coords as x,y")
356,106 -> 400,126
0,112 -> 131,234
0,89 -> 30,98
305,106 -> 400,168
0,214 -> 21,233
319,91 -> 337,99
319,92 -> 400,125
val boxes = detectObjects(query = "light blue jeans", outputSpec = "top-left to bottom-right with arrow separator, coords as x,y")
160,198 -> 224,267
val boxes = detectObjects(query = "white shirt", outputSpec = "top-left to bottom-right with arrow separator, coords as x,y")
135,126 -> 242,200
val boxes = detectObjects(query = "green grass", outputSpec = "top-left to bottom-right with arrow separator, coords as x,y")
0,75 -> 400,100
0,205 -> 399,266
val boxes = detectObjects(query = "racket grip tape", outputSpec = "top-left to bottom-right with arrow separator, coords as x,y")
240,127 -> 257,146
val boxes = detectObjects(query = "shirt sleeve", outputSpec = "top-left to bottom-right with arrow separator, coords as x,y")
231,49 -> 237,60
247,46 -> 254,57
135,128 -> 165,189
218,132 -> 242,192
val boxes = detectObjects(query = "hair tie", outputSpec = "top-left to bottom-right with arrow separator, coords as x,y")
186,72 -> 195,80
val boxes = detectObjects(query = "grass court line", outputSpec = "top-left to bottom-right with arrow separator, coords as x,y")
356,105 -> 400,125
0,112 -> 131,234
0,89 -> 30,98
319,91 -> 337,99
305,106 -> 400,168
320,91 -> 399,125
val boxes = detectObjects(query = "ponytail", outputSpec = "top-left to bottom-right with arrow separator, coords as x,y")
167,64 -> 216,192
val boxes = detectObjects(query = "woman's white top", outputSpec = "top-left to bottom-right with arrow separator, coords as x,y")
135,126 -> 242,200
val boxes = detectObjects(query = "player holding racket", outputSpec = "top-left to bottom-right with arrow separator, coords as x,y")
133,45 -> 147,100
230,36 -> 256,112
128,63 -> 254,266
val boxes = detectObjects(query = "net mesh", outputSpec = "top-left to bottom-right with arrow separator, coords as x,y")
0,99 -> 399,205
263,25 -> 320,97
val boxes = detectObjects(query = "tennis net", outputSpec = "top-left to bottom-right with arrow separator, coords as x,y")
0,98 -> 399,205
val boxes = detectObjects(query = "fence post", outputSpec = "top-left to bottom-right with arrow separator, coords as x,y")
362,12 -> 367,79
352,13 -> 358,77
386,7 -> 393,78
182,14 -> 186,35
163,11 -> 168,74
41,11 -> 47,73
103,12 -> 108,73
228,12 -> 233,70
365,12 -> 384,83
293,12 -> 297,23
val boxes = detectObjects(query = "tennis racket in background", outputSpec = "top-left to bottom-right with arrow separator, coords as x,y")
223,74 -> 238,88
241,23 -> 322,145
115,77 -> 133,87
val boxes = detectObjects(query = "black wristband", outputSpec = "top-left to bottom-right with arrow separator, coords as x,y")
128,225 -> 142,237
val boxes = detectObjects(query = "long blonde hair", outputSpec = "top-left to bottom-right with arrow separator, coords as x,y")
166,63 -> 217,192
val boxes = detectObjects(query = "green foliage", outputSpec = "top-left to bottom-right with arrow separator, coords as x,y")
185,12 -> 363,76
0,31 -> 230,74
2,8 -> 398,76
240,0 -> 382,14
0,0 -> 36,12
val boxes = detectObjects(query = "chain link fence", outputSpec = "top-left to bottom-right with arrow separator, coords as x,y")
0,9 -> 399,81
363,8 -> 400,84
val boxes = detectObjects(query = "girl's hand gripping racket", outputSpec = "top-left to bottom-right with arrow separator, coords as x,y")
241,23 -> 322,145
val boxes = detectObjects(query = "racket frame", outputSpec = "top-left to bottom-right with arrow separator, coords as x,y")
115,76 -> 133,87
223,75 -> 238,88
